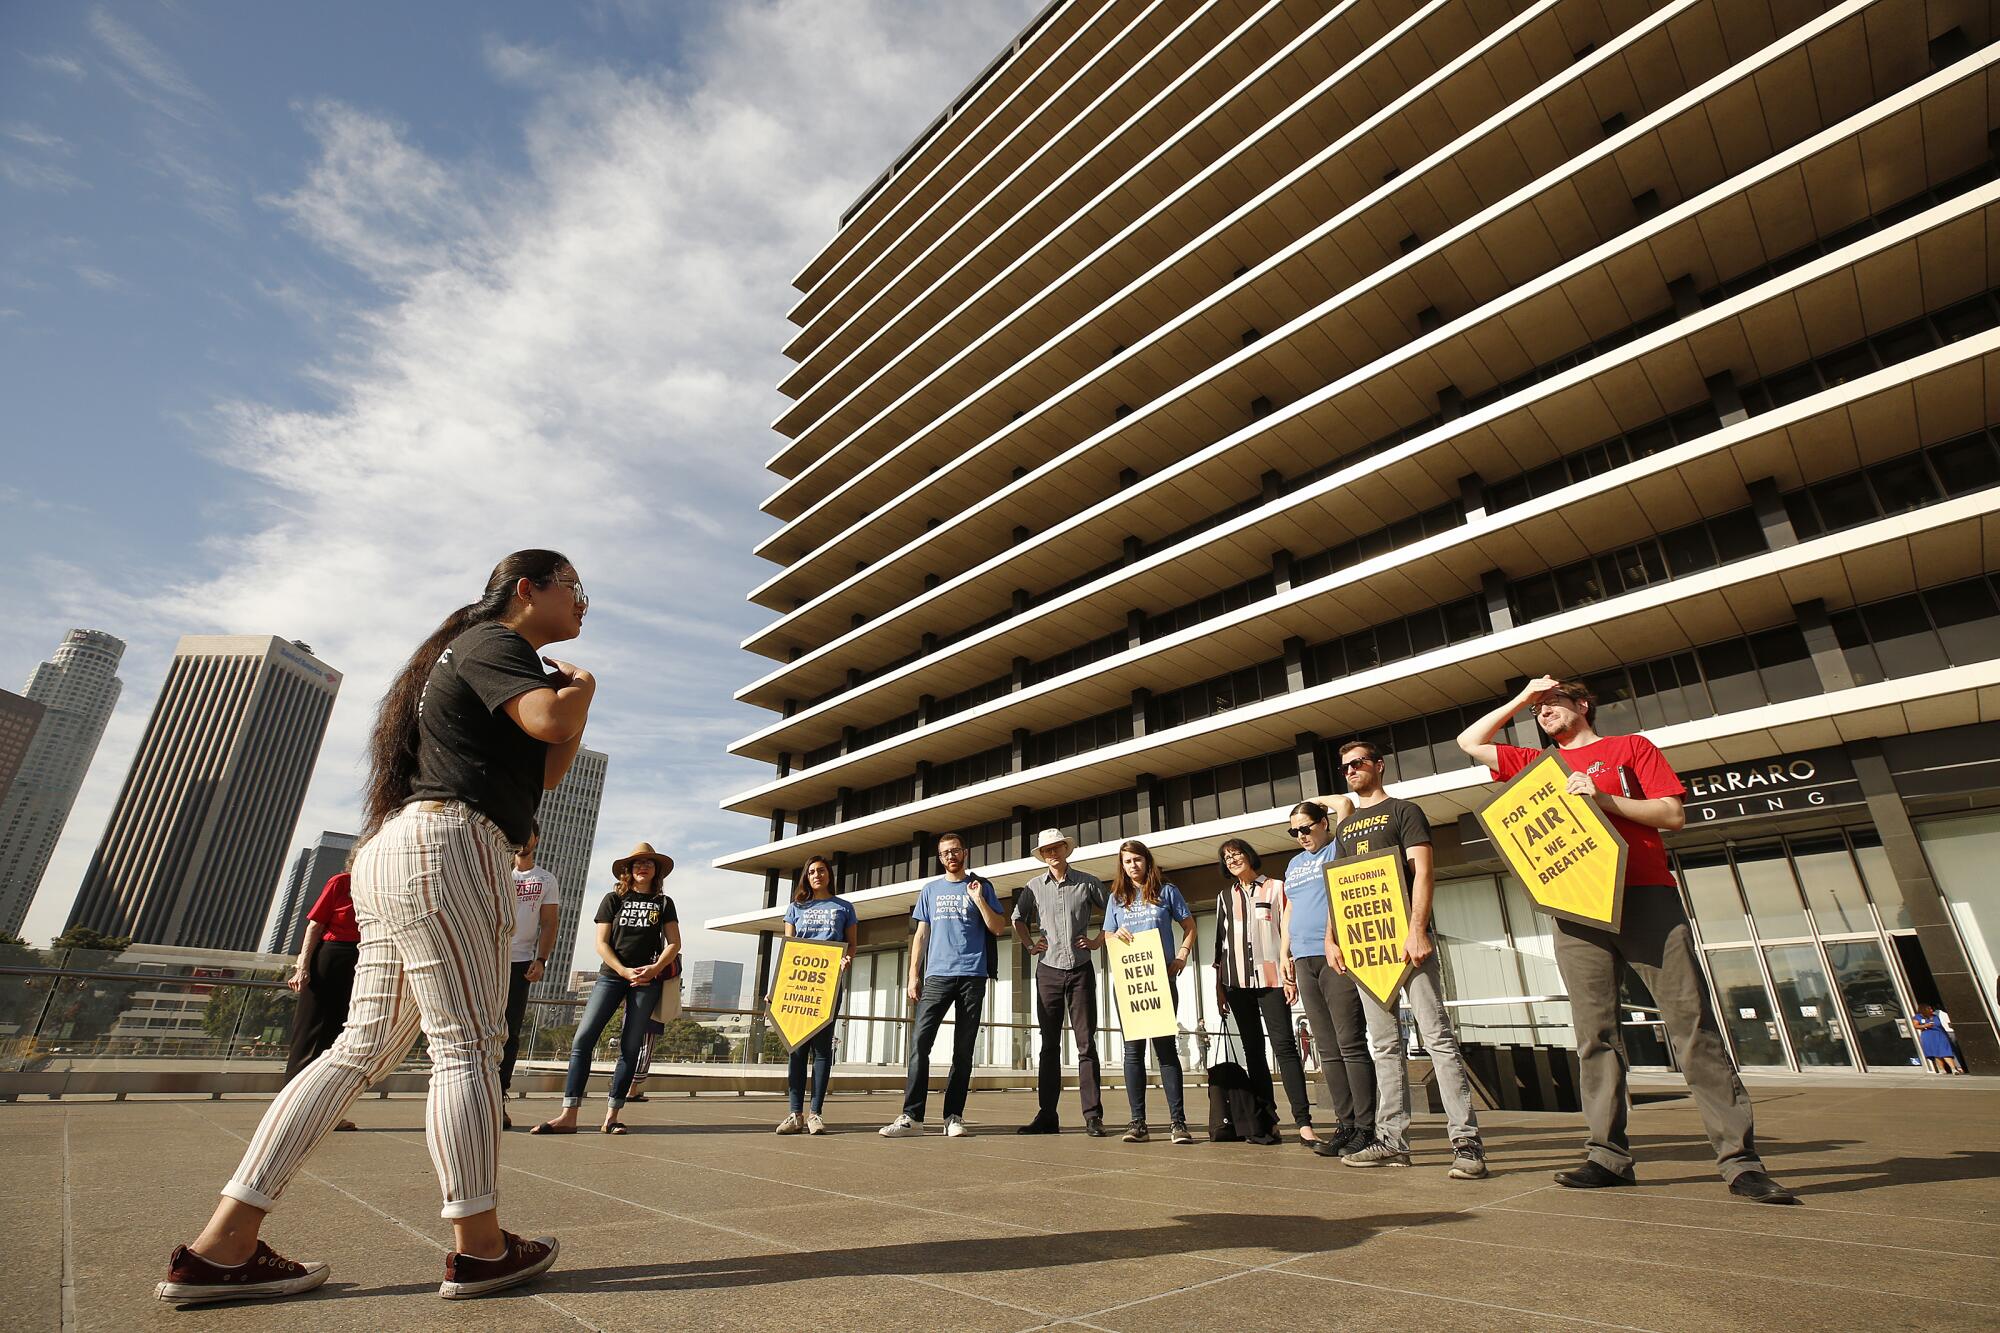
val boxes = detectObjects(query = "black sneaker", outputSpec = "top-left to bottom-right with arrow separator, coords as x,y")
1169,1121 -> 1194,1145
440,1232 -> 558,1299
1448,1138 -> 1489,1180
156,1242 -> 329,1305
1121,1121 -> 1150,1143
1310,1125 -> 1360,1159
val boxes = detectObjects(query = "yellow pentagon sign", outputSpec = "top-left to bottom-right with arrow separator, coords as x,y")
1478,748 -> 1629,931
1106,930 -> 1177,1041
1325,848 -> 1414,1008
767,938 -> 845,1052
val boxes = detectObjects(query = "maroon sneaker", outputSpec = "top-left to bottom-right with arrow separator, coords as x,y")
439,1231 -> 558,1299
155,1241 -> 329,1304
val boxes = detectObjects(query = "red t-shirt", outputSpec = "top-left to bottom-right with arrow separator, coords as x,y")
306,873 -> 360,943
1491,735 -> 1685,888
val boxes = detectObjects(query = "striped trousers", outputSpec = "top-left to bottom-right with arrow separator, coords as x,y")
224,801 -> 514,1219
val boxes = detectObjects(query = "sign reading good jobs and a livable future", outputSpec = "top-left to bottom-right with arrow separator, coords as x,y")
768,938 -> 845,1052
1106,930 -> 1177,1041
1324,848 -> 1415,1007
1477,748 -> 1629,931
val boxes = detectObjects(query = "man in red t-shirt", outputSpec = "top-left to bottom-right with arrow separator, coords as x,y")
1457,676 -> 1796,1204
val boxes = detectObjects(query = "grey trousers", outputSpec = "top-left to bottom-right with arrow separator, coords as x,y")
1294,955 -> 1374,1132
1553,885 -> 1763,1182
1358,952 -> 1479,1151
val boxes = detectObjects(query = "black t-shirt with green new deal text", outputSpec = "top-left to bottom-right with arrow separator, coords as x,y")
408,622 -> 550,844
595,890 -> 678,978
1331,796 -> 1433,900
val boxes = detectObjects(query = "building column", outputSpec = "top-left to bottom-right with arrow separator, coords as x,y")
751,867 -> 782,1062
1848,738 -> 1999,1072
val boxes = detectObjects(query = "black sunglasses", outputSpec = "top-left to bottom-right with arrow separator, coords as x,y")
1285,821 -> 1321,838
1341,756 -> 1379,770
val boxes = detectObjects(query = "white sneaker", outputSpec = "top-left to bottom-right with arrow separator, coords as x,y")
805,1113 -> 826,1135
775,1113 -> 804,1135
945,1116 -> 971,1138
879,1114 -> 924,1138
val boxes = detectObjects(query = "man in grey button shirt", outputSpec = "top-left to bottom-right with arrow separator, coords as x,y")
1012,828 -> 1109,1136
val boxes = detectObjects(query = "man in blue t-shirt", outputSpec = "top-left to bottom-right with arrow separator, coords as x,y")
881,831 -> 1009,1139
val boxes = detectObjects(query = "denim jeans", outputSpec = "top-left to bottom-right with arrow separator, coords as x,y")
1122,973 -> 1184,1125
564,973 -> 662,1109
902,975 -> 986,1121
1357,952 -> 1479,1151
788,979 -> 844,1114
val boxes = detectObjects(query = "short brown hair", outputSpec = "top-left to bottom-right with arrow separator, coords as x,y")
1337,738 -> 1382,763
1543,680 -> 1596,723
935,831 -> 965,851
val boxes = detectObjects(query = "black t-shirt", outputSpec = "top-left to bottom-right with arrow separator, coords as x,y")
595,890 -> 678,978
1332,796 -> 1433,899
409,622 -> 550,844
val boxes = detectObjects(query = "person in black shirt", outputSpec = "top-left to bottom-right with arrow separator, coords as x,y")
162,550 -> 595,1307
533,843 -> 680,1135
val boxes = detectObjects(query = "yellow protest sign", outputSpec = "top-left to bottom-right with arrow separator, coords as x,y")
1325,848 -> 1414,1007
1477,749 -> 1629,931
1106,930 -> 1177,1041
767,938 -> 845,1052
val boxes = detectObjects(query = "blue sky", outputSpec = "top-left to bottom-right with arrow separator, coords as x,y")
1,0 -> 1040,972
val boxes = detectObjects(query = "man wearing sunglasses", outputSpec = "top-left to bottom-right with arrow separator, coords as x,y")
1281,792 -> 1376,1160
1326,740 -> 1486,1178
1457,676 -> 1795,1204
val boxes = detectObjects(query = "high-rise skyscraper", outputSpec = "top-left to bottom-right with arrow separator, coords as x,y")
0,629 -> 125,938
68,635 -> 340,951
0,690 -> 45,805
683,959 -> 743,1014
265,831 -> 359,956
531,746 -> 607,1000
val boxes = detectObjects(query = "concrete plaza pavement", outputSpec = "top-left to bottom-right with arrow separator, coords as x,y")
2,1080 -> 1995,1331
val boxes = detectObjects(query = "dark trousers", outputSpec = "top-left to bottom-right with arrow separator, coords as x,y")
902,975 -> 986,1121
1225,985 -> 1312,1128
563,974 -> 661,1108
283,941 -> 358,1083
1294,954 -> 1374,1132
1554,886 -> 1764,1181
1035,962 -> 1102,1120
499,958 -> 533,1092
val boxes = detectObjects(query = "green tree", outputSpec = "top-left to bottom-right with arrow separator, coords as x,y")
47,925 -> 132,959
202,978 -> 295,1049
0,932 -> 48,1037
35,928 -> 137,1050
656,1017 -> 729,1062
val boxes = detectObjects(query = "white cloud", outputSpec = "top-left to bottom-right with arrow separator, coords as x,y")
26,53 -> 87,80
20,0 -> 1043,972
88,9 -> 214,123
72,264 -> 124,291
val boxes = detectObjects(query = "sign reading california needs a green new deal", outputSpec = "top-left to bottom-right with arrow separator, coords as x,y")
767,938 -> 845,1052
1106,930 -> 1177,1041
1325,848 -> 1414,1007
1477,748 -> 1628,931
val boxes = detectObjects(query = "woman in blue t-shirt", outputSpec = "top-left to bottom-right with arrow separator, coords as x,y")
777,855 -> 859,1134
1105,839 -> 1198,1144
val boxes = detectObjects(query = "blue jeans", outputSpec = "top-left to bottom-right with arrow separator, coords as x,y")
564,974 -> 661,1108
902,975 -> 986,1121
788,1025 -> 835,1114
1123,974 -> 1184,1125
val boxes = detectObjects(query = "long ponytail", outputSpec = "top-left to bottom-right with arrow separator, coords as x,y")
361,549 -> 570,836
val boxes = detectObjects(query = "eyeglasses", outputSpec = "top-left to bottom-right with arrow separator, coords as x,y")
1286,822 -> 1321,838
548,578 -> 589,609
1341,756 -> 1378,770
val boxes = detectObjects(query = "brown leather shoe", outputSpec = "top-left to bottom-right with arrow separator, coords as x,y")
439,1231 -> 558,1299
155,1241 -> 329,1305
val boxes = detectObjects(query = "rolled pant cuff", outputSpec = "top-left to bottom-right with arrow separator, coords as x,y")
562,1096 -> 582,1108
220,1179 -> 279,1213
440,1191 -> 497,1220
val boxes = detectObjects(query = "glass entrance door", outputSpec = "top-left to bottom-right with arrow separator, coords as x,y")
1761,944 -> 1853,1068
1704,948 -> 1788,1067
1824,939 -> 1923,1069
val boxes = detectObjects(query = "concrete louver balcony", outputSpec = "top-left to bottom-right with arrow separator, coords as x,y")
715,476 -> 2000,876
731,64 -> 2000,716
762,0 -> 1668,540
725,185 -> 2000,765
779,0 -> 1307,391
770,0 -> 1505,452
721,330 -> 2000,820
753,0 -> 1956,588
784,0 -> 1098,308
784,0 -> 1202,346
707,654 -> 2000,920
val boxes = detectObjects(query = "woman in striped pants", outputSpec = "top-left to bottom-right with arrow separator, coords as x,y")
158,550 -> 596,1306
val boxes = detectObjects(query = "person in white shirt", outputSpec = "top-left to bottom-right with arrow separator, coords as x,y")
500,823 -> 561,1127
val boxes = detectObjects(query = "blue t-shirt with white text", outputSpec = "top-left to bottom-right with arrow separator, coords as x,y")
1284,843 -> 1337,959
786,896 -> 857,943
1104,882 -> 1192,964
913,876 -> 1002,978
